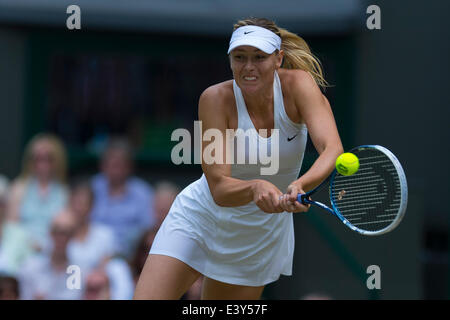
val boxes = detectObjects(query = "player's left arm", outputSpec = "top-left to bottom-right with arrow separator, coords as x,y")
281,71 -> 343,211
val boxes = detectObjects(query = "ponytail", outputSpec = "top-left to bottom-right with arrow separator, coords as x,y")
278,28 -> 329,89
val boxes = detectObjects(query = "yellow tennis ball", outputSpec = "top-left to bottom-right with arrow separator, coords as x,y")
335,153 -> 359,176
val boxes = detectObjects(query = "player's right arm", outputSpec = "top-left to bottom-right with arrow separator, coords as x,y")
198,85 -> 283,213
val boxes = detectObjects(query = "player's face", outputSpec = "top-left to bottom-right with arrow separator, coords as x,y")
229,46 -> 283,94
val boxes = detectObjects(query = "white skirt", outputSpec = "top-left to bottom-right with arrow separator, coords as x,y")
149,174 -> 295,287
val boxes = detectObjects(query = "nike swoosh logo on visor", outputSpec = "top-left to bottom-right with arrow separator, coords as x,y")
244,31 -> 254,34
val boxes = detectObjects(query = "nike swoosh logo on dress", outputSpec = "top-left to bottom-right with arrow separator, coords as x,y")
287,134 -> 298,142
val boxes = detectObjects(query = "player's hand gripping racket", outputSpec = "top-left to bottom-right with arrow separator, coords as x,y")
298,145 -> 408,236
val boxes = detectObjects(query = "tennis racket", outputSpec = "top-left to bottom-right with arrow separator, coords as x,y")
297,145 -> 408,236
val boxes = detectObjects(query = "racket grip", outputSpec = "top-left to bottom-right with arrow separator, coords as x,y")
297,193 -> 313,205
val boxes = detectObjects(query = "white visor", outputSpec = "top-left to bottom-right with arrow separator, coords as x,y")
227,25 -> 281,54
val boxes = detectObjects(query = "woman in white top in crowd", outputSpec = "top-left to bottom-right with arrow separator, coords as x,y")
7,133 -> 68,251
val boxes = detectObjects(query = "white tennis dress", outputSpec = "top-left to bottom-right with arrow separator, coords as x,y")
150,71 -> 308,286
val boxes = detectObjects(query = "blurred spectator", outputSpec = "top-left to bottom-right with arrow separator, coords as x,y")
83,269 -> 110,300
18,213 -> 81,300
63,178 -> 116,276
6,133 -> 68,251
82,257 -> 134,300
104,257 -> 135,300
0,175 -> 32,275
64,177 -> 134,300
129,227 -> 158,285
90,137 -> 154,259
153,180 -> 179,228
0,275 -> 20,300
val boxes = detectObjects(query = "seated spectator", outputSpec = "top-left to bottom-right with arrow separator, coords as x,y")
83,269 -> 110,300
0,175 -> 32,276
104,257 -> 135,300
6,134 -> 68,251
63,179 -> 135,300
63,178 -> 116,275
18,213 -> 81,300
90,137 -> 154,259
153,180 -> 179,228
0,275 -> 20,300
129,227 -> 158,285
83,258 -> 134,300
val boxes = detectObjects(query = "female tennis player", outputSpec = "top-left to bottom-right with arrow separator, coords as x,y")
134,17 -> 343,300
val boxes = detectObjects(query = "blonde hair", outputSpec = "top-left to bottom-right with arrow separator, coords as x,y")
20,133 -> 68,183
233,17 -> 329,89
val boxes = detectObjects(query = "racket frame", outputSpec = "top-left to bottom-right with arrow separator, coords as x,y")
298,145 -> 408,236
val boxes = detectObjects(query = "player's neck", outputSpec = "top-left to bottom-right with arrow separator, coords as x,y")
242,89 -> 274,116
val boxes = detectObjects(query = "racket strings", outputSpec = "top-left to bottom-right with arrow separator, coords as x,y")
306,177 -> 335,211
331,149 -> 402,232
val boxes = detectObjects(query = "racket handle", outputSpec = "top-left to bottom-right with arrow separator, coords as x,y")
297,193 -> 313,205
